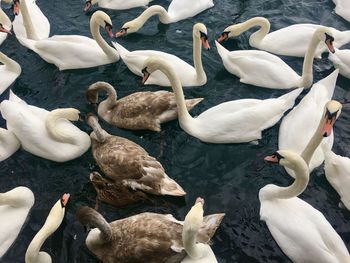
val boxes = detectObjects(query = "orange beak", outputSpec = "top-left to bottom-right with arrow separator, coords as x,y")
201,38 -> 210,50
264,155 -> 279,163
195,197 -> 205,205
105,26 -> 114,38
84,0 -> 92,12
217,32 -> 228,42
142,72 -> 150,84
326,39 -> 335,53
61,193 -> 70,207
322,116 -> 336,137
13,1 -> 20,16
115,29 -> 126,37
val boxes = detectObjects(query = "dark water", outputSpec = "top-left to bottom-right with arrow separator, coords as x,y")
1,0 -> 350,262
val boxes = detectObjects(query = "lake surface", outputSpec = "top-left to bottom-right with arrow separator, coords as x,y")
1,0 -> 350,262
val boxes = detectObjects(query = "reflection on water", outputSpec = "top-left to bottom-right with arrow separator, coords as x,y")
0,0 -> 350,262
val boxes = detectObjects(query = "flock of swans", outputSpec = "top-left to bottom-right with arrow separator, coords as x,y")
0,0 -> 350,262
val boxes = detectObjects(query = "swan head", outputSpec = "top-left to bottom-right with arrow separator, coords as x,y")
314,27 -> 335,53
141,56 -> 171,84
0,186 -> 35,207
193,23 -> 210,50
321,100 -> 342,137
0,23 -> 11,34
265,150 -> 308,173
91,11 -> 113,38
84,0 -> 98,12
217,25 -> 238,42
183,197 -> 205,234
116,19 -> 141,37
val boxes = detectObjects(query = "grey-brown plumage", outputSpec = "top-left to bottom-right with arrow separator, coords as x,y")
86,81 -> 203,131
76,206 -> 225,263
90,171 -> 150,208
86,114 -> 186,196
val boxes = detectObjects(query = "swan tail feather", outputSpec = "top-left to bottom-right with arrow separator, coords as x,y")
278,88 -> 303,109
112,41 -> 129,60
185,98 -> 204,111
196,213 -> 225,243
160,174 -> 186,196
317,69 -> 339,99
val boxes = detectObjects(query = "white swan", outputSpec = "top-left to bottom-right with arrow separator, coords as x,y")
142,56 -> 302,143
218,17 -> 350,58
324,150 -> 350,211
113,23 -> 208,87
0,3 -> 12,45
333,0 -> 350,22
84,0 -> 153,11
260,150 -> 350,263
283,100 -> 342,178
0,52 -> 21,95
25,193 -> 69,263
328,48 -> 350,79
12,0 -> 50,40
279,70 -> 339,175
215,27 -> 335,89
0,92 -> 91,162
115,1 -> 214,36
0,187 -> 34,259
181,197 -> 218,263
0,128 -> 20,161
16,10 -> 119,70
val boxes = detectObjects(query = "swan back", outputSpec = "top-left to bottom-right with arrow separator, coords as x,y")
0,128 -> 20,161
0,187 -> 34,258
279,69 -> 339,173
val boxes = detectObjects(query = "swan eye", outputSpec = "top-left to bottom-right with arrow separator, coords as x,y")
275,152 -> 284,161
200,31 -> 208,40
105,22 -> 112,30
325,33 -> 334,43
141,67 -> 148,74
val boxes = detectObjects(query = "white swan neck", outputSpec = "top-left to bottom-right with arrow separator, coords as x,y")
157,61 -> 193,124
300,31 -> 322,88
90,19 -> 116,58
265,162 -> 309,200
25,202 -> 64,263
135,5 -> 170,25
0,8 -> 11,26
239,17 -> 270,47
88,117 -> 107,143
0,52 -> 21,72
182,228 -> 202,259
45,110 -> 77,145
20,0 -> 40,40
301,116 -> 326,165
193,31 -> 206,84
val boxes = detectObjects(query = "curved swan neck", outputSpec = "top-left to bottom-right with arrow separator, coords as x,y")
134,5 -> 170,25
25,201 -> 64,263
239,17 -> 270,47
156,61 -> 192,123
265,162 -> 309,200
88,81 -> 117,106
87,116 -> 107,143
90,19 -> 116,58
45,109 -> 78,145
0,8 -> 11,27
301,116 -> 326,165
300,31 -> 323,88
193,30 -> 206,84
0,52 -> 21,72
20,0 -> 40,40
182,227 -> 202,259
